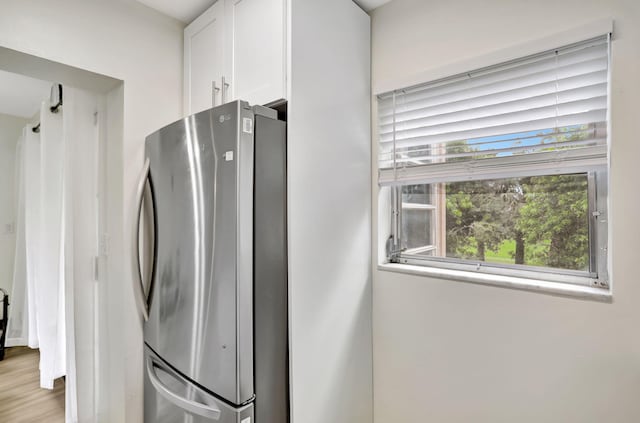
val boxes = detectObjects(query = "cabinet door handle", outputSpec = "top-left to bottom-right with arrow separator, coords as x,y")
221,76 -> 230,104
212,81 -> 220,107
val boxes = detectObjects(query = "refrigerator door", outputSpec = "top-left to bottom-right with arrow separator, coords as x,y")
144,346 -> 254,423
144,101 -> 254,405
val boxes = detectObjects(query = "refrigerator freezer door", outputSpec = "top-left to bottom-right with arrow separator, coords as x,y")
144,346 -> 254,423
144,101 -> 254,405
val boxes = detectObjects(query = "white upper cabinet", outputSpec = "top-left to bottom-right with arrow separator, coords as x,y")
184,0 -> 286,115
184,0 -> 226,115
224,0 -> 286,106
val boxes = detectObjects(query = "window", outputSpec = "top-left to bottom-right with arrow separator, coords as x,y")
378,35 -> 609,289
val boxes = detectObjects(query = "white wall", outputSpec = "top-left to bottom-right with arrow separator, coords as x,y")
371,0 -> 640,422
0,2 -> 184,422
288,0 -> 372,422
0,113 -> 29,295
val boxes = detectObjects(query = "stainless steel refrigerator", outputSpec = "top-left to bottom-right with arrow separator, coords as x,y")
132,100 -> 288,423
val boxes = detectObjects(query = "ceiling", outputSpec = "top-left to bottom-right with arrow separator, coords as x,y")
355,0 -> 393,12
136,0 -> 393,23
136,0 -> 216,23
0,70 -> 51,119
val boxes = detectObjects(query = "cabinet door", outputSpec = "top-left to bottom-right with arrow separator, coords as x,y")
225,0 -> 286,106
184,0 -> 226,115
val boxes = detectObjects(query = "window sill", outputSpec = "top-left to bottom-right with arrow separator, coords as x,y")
378,262 -> 612,302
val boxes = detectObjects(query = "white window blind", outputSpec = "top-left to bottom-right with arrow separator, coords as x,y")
378,35 -> 610,186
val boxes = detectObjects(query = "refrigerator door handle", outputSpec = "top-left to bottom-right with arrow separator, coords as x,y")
132,158 -> 151,321
146,357 -> 222,420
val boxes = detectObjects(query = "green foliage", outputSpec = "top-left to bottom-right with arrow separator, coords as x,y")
445,179 -> 514,260
517,175 -> 589,270
484,239 -> 516,264
444,174 -> 589,271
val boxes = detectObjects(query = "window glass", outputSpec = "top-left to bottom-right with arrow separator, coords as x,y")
401,184 -> 435,254
400,174 -> 590,272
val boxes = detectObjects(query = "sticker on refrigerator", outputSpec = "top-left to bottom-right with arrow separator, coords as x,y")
243,118 -> 253,134
224,151 -> 234,161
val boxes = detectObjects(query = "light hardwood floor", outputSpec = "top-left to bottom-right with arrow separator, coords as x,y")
0,347 -> 64,422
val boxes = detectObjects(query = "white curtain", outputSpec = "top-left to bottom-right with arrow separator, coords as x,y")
24,124 -> 42,349
37,101 -> 67,389
5,133 -> 28,347
7,85 -> 100,423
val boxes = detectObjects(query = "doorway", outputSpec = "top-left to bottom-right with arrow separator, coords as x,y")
0,48 -> 123,423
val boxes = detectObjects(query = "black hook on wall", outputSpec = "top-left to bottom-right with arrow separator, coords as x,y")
50,84 -> 63,114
